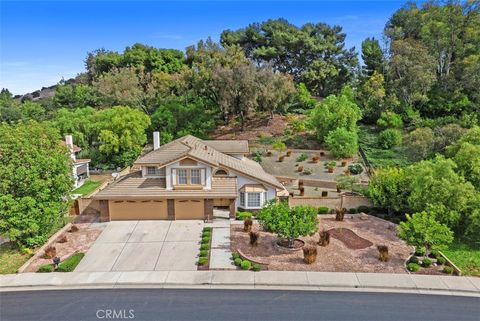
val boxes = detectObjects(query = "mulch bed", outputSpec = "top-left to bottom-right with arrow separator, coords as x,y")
327,228 -> 373,250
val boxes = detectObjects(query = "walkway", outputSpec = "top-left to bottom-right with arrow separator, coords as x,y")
207,209 -> 235,270
1,271 -> 479,297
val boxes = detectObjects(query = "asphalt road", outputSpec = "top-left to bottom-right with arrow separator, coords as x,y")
1,289 -> 479,321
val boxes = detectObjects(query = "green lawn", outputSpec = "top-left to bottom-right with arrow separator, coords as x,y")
0,243 -> 31,274
358,125 -> 411,168
72,179 -> 102,196
442,240 -> 480,276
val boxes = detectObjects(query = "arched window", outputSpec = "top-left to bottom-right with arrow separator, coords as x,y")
214,169 -> 228,176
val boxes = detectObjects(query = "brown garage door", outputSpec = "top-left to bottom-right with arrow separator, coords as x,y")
109,200 -> 168,220
175,199 -> 204,220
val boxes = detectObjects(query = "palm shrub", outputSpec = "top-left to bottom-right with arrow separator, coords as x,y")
249,231 -> 259,246
335,207 -> 346,221
377,245 -> 389,262
318,230 -> 330,246
257,201 -> 318,248
303,246 -> 317,264
244,218 -> 253,232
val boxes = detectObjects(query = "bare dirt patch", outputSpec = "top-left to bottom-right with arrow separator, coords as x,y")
231,214 -> 413,273
24,222 -> 105,272
212,114 -> 288,141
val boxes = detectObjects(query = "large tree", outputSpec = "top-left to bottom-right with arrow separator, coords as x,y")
220,18 -> 358,96
0,122 -> 72,248
361,37 -> 384,76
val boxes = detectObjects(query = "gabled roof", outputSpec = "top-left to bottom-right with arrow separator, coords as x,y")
134,135 -> 284,189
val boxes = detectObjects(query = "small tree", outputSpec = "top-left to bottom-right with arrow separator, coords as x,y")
325,128 -> 358,158
272,139 -> 287,154
335,174 -> 359,191
398,211 -> 454,257
257,201 -> 318,248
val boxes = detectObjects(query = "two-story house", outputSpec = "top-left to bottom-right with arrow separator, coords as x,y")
94,133 -> 287,220
63,135 -> 91,188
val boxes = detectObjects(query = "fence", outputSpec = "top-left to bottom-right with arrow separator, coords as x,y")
289,194 -> 372,210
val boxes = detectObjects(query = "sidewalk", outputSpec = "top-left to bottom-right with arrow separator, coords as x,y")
1,271 -> 479,297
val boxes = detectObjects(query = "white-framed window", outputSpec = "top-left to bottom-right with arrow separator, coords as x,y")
240,192 -> 245,207
178,169 -> 188,184
247,193 -> 261,207
190,169 -> 201,185
147,166 -> 157,175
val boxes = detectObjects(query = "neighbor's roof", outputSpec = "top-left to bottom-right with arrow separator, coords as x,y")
60,141 -> 81,153
203,140 -> 249,154
134,135 -> 283,189
94,173 -> 237,199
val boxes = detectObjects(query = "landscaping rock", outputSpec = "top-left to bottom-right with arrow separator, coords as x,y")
359,213 -> 369,220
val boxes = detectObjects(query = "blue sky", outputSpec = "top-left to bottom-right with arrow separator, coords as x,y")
1,1 -> 406,95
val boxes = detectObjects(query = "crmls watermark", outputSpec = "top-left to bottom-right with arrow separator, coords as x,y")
96,309 -> 135,319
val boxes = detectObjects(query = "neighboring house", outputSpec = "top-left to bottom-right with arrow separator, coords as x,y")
62,135 -> 90,188
94,132 -> 287,221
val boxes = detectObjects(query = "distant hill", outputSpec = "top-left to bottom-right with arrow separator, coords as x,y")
13,78 -> 75,102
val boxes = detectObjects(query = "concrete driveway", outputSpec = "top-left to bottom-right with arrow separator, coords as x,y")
75,220 -> 203,272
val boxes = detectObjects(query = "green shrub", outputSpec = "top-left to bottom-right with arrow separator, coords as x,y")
240,260 -> 252,270
430,249 -> 440,258
303,167 -> 313,175
436,257 -> 446,265
422,258 -> 433,267
318,207 -> 330,214
409,256 -> 419,264
378,129 -> 403,149
198,257 -> 208,266
234,258 -> 242,266
407,262 -> 420,272
200,250 -> 209,258
348,208 -> 357,214
325,128 -> 359,158
200,244 -> 209,251
252,264 -> 262,272
202,236 -> 211,244
232,252 -> 240,260
324,160 -> 337,168
443,266 -> 454,274
237,212 -> 253,220
296,153 -> 309,162
357,205 -> 370,213
37,264 -> 53,273
202,231 -> 211,238
415,247 -> 426,256
57,253 -> 85,272
348,163 -> 363,175
203,227 -> 212,232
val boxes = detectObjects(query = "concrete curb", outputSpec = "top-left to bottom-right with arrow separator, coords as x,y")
1,271 -> 479,297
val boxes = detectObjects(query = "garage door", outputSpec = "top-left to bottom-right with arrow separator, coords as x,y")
175,199 -> 204,220
109,200 -> 168,220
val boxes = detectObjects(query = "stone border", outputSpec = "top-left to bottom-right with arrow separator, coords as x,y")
17,223 -> 73,273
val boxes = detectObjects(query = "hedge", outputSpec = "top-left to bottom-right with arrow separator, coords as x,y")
57,253 -> 85,272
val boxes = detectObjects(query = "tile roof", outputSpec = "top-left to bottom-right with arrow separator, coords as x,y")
203,140 -> 249,154
94,173 -> 237,199
134,135 -> 283,189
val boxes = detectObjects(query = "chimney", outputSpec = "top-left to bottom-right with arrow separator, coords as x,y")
153,131 -> 160,150
65,135 -> 73,151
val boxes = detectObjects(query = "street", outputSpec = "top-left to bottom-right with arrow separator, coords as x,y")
1,289 -> 478,321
